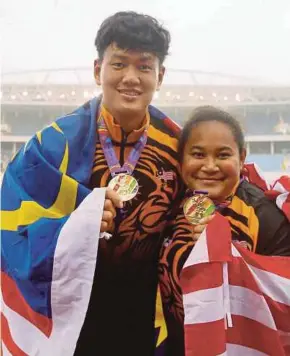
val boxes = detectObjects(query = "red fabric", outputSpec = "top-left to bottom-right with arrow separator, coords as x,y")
181,214 -> 290,356
243,163 -> 290,221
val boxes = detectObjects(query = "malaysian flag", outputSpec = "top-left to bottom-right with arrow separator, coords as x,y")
0,98 -> 178,355
1,100 -> 107,355
1,184 -> 105,356
157,169 -> 174,183
181,213 -> 290,356
1,184 -> 106,355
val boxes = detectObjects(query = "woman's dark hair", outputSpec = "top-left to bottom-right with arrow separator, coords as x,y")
95,11 -> 170,64
178,106 -> 245,161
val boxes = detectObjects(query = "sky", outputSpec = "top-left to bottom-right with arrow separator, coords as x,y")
1,0 -> 290,84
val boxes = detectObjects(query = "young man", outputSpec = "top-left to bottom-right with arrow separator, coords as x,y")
75,12 -> 191,356
1,11 -> 192,356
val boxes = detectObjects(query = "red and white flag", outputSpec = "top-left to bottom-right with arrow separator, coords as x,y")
244,163 -> 290,221
181,214 -> 290,356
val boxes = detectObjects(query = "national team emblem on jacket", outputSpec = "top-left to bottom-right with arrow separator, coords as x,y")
156,169 -> 174,186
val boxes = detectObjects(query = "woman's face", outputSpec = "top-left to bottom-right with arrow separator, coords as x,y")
181,120 -> 246,202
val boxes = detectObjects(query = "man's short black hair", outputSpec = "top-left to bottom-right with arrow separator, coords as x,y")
95,11 -> 170,64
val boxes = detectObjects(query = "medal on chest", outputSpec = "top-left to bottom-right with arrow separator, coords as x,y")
108,174 -> 139,202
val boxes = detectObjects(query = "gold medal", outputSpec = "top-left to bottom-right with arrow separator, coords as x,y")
108,174 -> 139,202
183,194 -> 215,225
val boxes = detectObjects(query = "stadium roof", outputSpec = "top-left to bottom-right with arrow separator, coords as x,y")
1,67 -> 276,87
2,68 -> 289,107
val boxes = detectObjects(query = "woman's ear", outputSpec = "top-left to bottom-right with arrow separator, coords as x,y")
240,148 -> 247,174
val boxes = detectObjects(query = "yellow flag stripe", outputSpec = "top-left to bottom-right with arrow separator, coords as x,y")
51,122 -> 69,174
51,122 -> 63,133
59,142 -> 69,174
36,131 -> 42,144
1,175 -> 78,232
154,285 -> 168,347
2,122 -> 75,232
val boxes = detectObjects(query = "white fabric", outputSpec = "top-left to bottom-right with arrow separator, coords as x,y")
223,344 -> 269,355
49,188 -> 105,356
1,188 -> 106,356
183,230 -> 209,268
183,283 -> 277,330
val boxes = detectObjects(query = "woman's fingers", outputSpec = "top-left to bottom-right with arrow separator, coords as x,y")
199,214 -> 215,225
192,214 -> 215,241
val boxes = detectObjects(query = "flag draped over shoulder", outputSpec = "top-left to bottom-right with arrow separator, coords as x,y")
244,162 -> 290,221
181,212 -> 290,356
1,99 -> 106,356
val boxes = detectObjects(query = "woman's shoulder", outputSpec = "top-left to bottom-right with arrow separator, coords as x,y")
236,179 -> 276,209
234,179 -> 288,228
235,180 -> 290,256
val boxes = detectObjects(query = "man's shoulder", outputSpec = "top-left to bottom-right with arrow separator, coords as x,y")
36,99 -> 95,154
148,105 -> 181,139
55,101 -> 92,127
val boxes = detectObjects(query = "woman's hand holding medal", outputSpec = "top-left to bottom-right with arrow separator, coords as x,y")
192,214 -> 215,240
100,188 -> 123,233
183,191 -> 216,242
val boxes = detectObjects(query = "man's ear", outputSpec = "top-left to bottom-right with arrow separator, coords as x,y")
156,65 -> 165,91
94,59 -> 102,85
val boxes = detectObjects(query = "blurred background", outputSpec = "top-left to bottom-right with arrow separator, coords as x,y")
1,0 -> 290,180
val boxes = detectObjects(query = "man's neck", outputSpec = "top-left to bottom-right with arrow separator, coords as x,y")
114,113 -> 145,133
101,102 -> 148,133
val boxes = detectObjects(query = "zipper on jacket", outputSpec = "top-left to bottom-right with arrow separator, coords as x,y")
119,129 -> 127,166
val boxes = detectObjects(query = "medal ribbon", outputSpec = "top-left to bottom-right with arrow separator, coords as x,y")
97,113 -> 148,177
186,177 -> 244,213
189,190 -> 232,211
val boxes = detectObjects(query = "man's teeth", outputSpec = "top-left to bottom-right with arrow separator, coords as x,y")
121,91 -> 139,96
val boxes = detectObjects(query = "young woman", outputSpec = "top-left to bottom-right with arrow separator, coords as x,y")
159,106 -> 290,355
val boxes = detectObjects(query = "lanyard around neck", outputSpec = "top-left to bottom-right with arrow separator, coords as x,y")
97,113 -> 148,177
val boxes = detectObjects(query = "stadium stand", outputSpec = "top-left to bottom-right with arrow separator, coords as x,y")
1,68 -> 290,178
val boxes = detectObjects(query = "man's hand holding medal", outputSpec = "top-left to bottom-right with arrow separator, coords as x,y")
100,188 -> 123,233
100,175 -> 139,238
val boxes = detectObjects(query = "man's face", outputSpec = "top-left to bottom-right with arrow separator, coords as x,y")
94,44 -> 165,120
